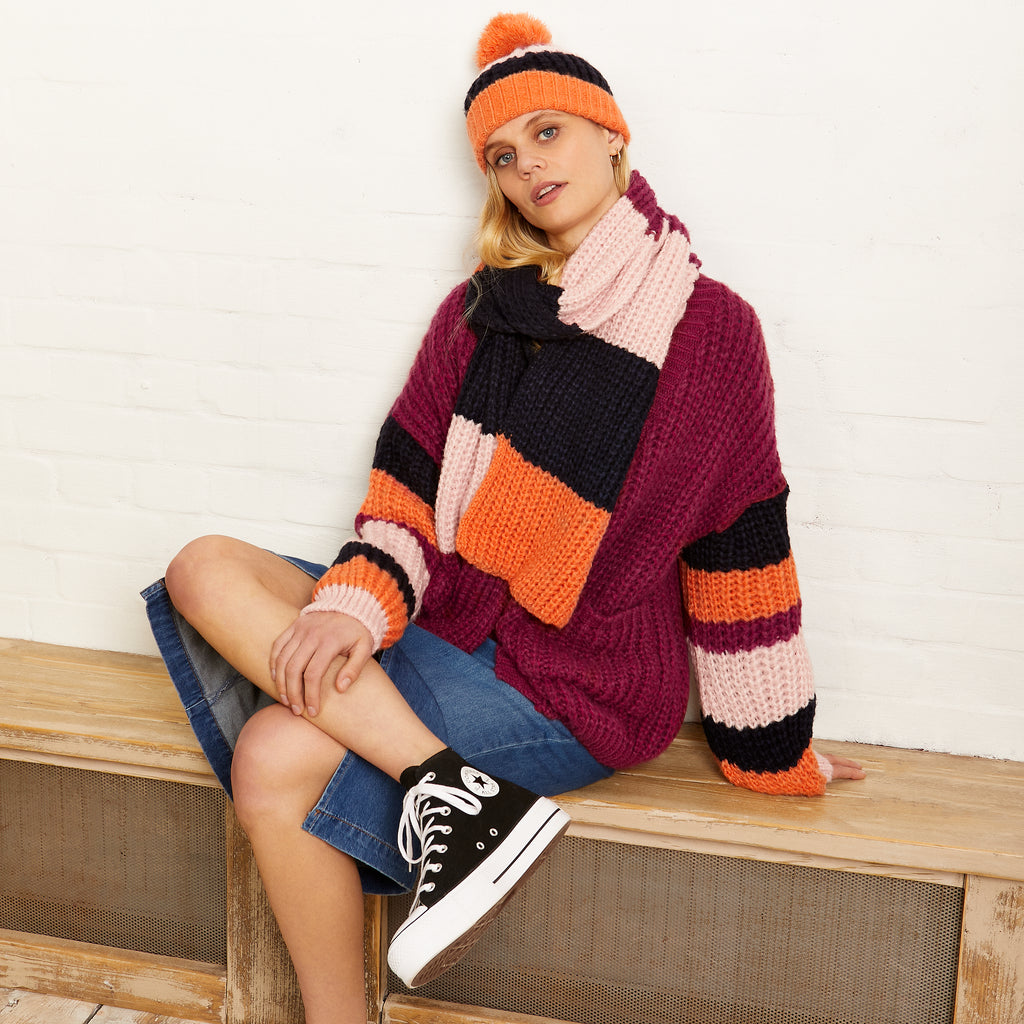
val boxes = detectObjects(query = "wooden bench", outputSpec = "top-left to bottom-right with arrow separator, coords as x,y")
1,636 -> 1022,1024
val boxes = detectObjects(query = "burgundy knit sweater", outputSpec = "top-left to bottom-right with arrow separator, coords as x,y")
309,177 -> 829,796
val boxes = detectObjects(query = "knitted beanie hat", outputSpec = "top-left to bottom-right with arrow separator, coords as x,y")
465,13 -> 630,171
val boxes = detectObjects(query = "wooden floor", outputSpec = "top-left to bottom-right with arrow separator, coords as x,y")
0,989 -> 208,1024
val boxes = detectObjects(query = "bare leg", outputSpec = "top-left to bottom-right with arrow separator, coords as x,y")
165,535 -> 445,779
166,535 -> 444,1021
231,704 -> 367,1024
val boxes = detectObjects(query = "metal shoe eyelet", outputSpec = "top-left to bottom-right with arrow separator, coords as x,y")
489,828 -> 498,836
476,841 -> 485,850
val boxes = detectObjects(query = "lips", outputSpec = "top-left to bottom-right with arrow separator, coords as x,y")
531,181 -> 565,205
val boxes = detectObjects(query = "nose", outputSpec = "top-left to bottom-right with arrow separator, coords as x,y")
517,144 -> 544,177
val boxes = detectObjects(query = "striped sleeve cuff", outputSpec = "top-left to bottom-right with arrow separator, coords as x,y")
302,581 -> 390,652
306,542 -> 415,650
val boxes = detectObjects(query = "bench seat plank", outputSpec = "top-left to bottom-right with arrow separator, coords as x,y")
562,728 -> 1024,882
3,637 -> 1022,883
0,638 -> 212,783
0,934 -> 223,1023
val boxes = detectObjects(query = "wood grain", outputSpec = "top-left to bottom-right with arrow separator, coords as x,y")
0,988 -> 212,1024
0,638 -> 212,783
0,935 -> 223,1023
0,989 -> 98,1024
557,725 -> 1024,882
955,876 -> 1024,1023
384,994 -> 567,1024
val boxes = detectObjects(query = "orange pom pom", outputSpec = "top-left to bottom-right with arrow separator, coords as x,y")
475,12 -> 552,70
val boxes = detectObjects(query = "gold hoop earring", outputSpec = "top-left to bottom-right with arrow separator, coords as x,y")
610,150 -> 622,167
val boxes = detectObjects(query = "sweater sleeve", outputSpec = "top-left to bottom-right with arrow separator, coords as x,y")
680,488 -> 831,796
301,283 -> 470,651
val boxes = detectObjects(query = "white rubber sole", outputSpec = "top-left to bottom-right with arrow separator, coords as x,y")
387,797 -> 570,989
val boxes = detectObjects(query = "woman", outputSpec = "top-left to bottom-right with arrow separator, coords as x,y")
144,13 -> 864,1024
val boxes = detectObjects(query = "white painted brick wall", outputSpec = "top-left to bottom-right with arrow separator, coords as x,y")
2,0 -> 1021,761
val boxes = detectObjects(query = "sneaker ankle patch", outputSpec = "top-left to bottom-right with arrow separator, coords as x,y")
460,766 -> 499,798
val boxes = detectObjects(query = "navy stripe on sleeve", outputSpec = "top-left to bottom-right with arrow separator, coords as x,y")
372,416 -> 440,506
683,489 -> 792,573
333,541 -> 416,620
702,699 -> 816,774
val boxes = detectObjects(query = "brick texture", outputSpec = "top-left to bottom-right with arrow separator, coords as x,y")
2,2 -> 1022,760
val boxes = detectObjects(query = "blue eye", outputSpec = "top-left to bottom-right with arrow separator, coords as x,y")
495,152 -> 514,167
539,126 -> 557,140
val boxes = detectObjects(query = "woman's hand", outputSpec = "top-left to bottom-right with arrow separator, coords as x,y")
269,611 -> 374,718
824,753 -> 867,781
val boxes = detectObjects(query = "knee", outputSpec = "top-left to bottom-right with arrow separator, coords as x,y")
231,704 -> 343,833
164,534 -> 238,621
231,704 -> 305,825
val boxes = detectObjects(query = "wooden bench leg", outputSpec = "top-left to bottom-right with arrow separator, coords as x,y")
955,875 -> 1024,1022
364,895 -> 385,1024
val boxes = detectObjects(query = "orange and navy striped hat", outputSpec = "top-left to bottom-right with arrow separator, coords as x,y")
465,13 -> 630,171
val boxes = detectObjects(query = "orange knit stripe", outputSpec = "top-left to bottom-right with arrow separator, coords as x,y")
359,469 -> 437,548
321,555 -> 408,648
467,69 -> 630,170
720,747 -> 826,797
457,436 -> 609,627
683,555 -> 800,625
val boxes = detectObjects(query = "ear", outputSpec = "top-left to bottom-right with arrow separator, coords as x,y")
605,128 -> 624,155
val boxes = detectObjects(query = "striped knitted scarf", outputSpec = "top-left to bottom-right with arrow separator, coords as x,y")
434,172 -> 700,627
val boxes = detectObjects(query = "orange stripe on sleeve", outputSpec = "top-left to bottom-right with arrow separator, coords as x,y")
360,469 -> 438,548
683,555 -> 800,624
719,746 -> 826,797
315,556 -> 409,648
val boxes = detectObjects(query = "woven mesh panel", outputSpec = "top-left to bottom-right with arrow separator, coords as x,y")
0,760 -> 226,965
387,835 -> 963,1024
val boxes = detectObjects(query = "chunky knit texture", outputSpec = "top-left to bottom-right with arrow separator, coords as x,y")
307,173 -> 827,794
682,490 -> 826,795
465,13 -> 629,171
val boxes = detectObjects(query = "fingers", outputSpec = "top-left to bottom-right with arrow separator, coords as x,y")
335,635 -> 372,694
269,624 -> 298,706
277,626 -> 318,716
302,644 -> 339,718
830,755 -> 864,770
823,752 -> 867,782
269,612 -> 375,717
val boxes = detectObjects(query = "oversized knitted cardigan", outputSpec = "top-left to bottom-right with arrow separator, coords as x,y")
307,173 -> 831,797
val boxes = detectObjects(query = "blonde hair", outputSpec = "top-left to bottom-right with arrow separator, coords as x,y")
474,146 -> 631,283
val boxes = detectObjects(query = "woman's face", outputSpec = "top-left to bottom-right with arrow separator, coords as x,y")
483,110 -> 622,255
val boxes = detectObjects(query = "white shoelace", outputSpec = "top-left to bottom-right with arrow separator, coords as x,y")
398,772 -> 483,893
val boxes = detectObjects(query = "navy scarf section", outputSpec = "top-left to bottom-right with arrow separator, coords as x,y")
459,264 -> 661,516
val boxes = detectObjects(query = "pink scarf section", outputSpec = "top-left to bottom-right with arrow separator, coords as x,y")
557,183 -> 699,367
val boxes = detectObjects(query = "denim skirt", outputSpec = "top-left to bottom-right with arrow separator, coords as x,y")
141,553 -> 612,895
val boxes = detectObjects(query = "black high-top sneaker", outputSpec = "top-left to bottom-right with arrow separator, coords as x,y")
387,747 -> 570,989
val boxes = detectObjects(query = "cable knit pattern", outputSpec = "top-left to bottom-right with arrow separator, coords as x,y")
305,172 -> 827,794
